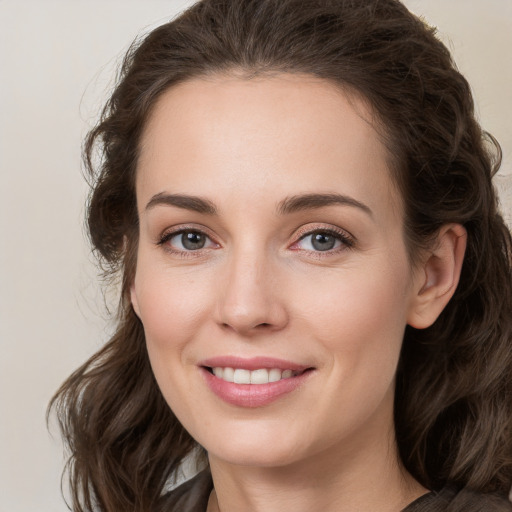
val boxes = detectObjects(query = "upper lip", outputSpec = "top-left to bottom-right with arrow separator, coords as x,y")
199,356 -> 312,372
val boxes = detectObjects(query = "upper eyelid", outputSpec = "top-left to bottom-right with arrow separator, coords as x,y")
166,229 -> 215,243
158,224 -> 218,243
295,232 -> 353,247
292,223 -> 355,242
297,227 -> 349,239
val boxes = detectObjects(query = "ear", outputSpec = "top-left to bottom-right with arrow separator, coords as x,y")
407,223 -> 467,329
130,283 -> 141,318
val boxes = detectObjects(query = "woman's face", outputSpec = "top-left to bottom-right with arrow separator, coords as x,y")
131,74 -> 425,468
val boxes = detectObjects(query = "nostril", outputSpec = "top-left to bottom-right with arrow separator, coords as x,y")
221,321 -> 271,330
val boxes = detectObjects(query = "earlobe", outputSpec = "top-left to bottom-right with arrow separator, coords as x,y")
407,223 -> 467,329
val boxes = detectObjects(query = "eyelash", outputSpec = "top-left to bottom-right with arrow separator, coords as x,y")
156,225 -> 355,259
157,226 -> 218,259
291,226 -> 355,256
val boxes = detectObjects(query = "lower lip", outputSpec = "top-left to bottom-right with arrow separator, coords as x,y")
201,367 -> 314,408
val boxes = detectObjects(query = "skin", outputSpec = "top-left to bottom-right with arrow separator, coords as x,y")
131,73 -> 466,512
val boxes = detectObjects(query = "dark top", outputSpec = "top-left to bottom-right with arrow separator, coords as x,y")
158,470 -> 512,511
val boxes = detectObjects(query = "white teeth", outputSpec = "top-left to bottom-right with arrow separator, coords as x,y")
211,367 -> 298,384
250,369 -> 269,384
223,367 -> 235,382
268,368 -> 282,382
233,369 -> 251,384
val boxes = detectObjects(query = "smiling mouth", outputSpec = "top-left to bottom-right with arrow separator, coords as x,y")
204,367 -> 312,384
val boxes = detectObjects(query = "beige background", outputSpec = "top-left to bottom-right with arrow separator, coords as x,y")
0,1 -> 510,511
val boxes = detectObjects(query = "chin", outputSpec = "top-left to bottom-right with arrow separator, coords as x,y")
209,442 -> 303,468
202,424 -> 332,468
198,421 -> 309,468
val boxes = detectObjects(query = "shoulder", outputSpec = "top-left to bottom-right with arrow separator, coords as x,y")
404,486 -> 512,512
447,487 -> 512,512
156,470 -> 213,512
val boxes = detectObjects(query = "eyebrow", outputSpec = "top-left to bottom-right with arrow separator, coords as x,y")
277,193 -> 373,217
145,192 -> 217,215
145,191 -> 372,217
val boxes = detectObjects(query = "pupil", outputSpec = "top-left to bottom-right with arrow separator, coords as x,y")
312,232 -> 335,251
182,231 -> 205,250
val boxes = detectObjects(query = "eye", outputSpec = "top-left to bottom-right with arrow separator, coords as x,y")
159,229 -> 217,252
298,231 -> 341,251
291,228 -> 354,253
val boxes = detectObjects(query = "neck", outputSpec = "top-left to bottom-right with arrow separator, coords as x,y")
206,400 -> 427,512
208,447 -> 425,512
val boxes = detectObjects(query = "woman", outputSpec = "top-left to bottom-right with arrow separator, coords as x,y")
50,0 -> 512,510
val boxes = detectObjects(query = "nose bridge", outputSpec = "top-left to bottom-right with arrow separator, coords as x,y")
216,239 -> 287,334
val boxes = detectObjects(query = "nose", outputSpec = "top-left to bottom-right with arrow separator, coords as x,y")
215,248 -> 289,336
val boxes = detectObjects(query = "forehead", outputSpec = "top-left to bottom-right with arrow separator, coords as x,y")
136,73 -> 400,217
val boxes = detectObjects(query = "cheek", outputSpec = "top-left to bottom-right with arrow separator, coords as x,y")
291,266 -> 410,442
132,261 -> 215,421
135,261 -> 209,337
132,259 -> 214,357
293,260 -> 411,379
298,266 -> 409,337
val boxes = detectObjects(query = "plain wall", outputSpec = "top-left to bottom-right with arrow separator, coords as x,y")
0,1 -> 510,511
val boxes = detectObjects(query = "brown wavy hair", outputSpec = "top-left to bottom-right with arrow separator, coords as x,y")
49,0 -> 512,510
